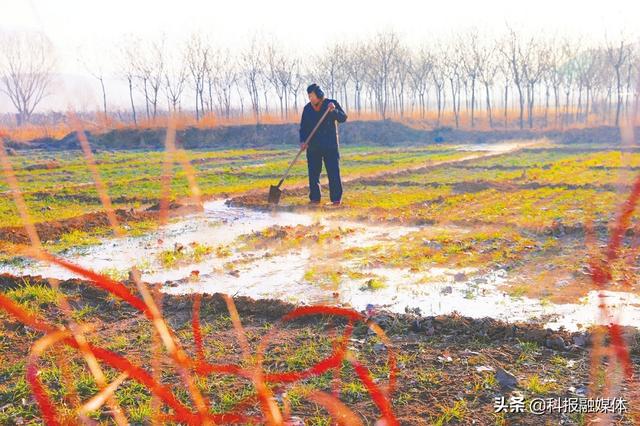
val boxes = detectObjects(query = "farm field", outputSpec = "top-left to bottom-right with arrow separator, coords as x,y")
3,0 -> 640,423
0,144 -> 477,228
1,131 -> 639,425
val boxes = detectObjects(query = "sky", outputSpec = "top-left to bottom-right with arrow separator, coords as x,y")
0,0 -> 638,112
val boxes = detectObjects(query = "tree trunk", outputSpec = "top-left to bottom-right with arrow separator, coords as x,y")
585,86 -> 591,124
99,77 -> 107,118
504,85 -> 509,128
484,82 -> 493,128
143,79 -> 150,120
516,83 -> 524,129
470,78 -> 476,128
615,67 -> 623,127
544,84 -> 550,128
449,78 -> 459,128
128,77 -> 137,126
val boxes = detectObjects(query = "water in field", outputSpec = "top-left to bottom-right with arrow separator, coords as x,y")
2,198 -> 639,331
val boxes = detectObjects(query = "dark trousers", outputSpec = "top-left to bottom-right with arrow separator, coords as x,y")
306,146 -> 343,203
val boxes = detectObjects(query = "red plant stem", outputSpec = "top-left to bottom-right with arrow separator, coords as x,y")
26,360 -> 61,426
192,293 -> 205,362
350,359 -> 399,426
45,256 -> 150,317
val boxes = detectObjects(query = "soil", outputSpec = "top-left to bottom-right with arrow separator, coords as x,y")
226,140 -> 542,211
0,209 -> 158,245
1,274 -> 638,425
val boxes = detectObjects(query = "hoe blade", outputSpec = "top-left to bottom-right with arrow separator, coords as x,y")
268,185 -> 282,204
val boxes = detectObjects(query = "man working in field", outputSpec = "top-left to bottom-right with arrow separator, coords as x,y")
299,83 -> 348,205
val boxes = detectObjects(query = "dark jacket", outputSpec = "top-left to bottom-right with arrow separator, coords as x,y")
299,98 -> 347,150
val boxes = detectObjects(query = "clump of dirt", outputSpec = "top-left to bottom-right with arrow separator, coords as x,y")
145,201 -> 204,216
238,223 -> 355,252
22,159 -> 61,171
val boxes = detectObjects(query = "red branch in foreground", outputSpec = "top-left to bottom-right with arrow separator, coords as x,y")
0,254 -> 400,425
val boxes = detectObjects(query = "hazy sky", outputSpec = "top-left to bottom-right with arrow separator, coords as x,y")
1,0 -> 639,112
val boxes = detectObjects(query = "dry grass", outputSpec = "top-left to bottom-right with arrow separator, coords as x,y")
4,106 -> 638,144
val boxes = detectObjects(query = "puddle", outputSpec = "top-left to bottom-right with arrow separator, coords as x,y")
2,198 -> 638,331
1,200 -> 313,279
455,142 -> 529,153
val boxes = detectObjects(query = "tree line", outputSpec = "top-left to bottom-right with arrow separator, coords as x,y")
1,29 -> 638,129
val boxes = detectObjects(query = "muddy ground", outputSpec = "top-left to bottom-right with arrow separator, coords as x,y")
0,209 -> 157,246
1,274 -> 638,425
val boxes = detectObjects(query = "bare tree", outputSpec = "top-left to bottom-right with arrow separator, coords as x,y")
606,36 -> 633,127
119,35 -> 141,126
164,48 -> 188,112
78,42 -> 111,118
460,31 -> 482,127
622,46 -> 636,118
214,49 -> 238,119
135,37 -> 166,120
265,41 -> 292,119
559,41 -> 579,128
522,39 -> 548,128
431,45 -> 448,126
368,31 -> 401,119
444,46 -> 463,128
475,40 -> 499,127
390,46 -> 409,118
6,26 -> 638,129
542,39 -> 568,127
345,43 -> 368,117
259,66 -> 271,117
186,34 -> 209,121
204,49 -> 225,115
498,59 -> 512,128
574,47 -> 602,123
241,39 -> 263,123
408,47 -> 434,120
313,43 -> 348,100
288,57 -> 305,114
500,28 -> 527,129
335,47 -> 351,111
0,32 -> 55,126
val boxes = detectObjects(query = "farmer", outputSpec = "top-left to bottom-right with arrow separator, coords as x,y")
299,83 -> 348,205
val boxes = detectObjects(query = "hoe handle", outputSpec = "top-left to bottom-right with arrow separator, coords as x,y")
278,108 -> 332,187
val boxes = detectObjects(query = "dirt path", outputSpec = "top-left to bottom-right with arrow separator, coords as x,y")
343,139 -> 548,182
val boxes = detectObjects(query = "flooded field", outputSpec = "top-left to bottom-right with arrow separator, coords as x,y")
3,199 -> 638,331
2,129 -> 640,426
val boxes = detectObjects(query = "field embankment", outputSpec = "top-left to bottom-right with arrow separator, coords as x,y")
5,121 -> 639,152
